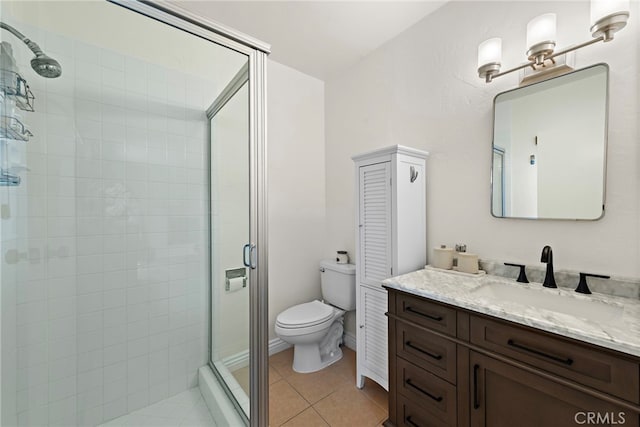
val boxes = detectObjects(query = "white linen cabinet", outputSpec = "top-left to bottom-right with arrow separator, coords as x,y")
352,145 -> 428,390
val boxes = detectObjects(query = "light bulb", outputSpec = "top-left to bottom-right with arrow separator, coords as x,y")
590,0 -> 630,40
591,0 -> 630,26
526,13 -> 557,50
477,38 -> 502,68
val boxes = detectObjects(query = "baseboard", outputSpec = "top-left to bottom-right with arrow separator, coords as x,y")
343,331 -> 357,351
221,349 -> 249,372
268,334 -> 356,355
269,337 -> 292,355
221,338 -> 291,372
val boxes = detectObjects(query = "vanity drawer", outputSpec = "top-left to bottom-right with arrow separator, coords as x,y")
470,315 -> 640,403
397,358 -> 457,426
396,293 -> 457,337
397,322 -> 457,384
397,394 -> 452,427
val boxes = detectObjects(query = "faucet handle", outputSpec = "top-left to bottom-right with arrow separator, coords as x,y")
504,263 -> 529,283
576,272 -> 610,294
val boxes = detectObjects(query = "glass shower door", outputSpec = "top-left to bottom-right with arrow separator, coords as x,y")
208,70 -> 251,419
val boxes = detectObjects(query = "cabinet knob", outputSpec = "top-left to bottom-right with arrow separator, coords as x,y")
359,324 -> 364,329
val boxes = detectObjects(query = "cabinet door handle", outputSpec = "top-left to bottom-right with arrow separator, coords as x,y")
507,339 -> 574,366
406,379 -> 443,402
405,306 -> 443,321
405,416 -> 420,427
405,341 -> 442,360
473,364 -> 480,409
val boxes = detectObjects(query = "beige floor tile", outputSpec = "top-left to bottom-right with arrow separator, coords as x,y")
313,385 -> 387,427
329,348 -> 357,382
285,369 -> 350,404
269,379 -> 309,426
269,364 -> 282,385
281,407 -> 329,427
232,366 -> 250,396
270,348 -> 296,378
361,378 -> 388,411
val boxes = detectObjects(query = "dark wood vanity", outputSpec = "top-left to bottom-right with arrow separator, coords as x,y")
385,288 -> 640,427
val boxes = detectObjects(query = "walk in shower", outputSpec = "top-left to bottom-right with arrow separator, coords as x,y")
0,1 -> 268,426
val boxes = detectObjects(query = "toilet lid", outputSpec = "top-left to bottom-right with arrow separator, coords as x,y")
276,300 -> 334,328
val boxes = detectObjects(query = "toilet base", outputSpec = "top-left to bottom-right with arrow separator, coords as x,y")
293,344 -> 343,374
291,320 -> 344,373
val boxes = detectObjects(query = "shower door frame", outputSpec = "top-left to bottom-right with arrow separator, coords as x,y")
108,1 -> 270,425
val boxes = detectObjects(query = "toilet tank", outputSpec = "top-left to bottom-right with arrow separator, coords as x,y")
320,260 -> 356,311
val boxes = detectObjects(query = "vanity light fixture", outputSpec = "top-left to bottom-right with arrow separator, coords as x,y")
477,0 -> 630,83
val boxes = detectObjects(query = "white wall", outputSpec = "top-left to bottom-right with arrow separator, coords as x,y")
325,1 -> 639,334
267,60 -> 326,340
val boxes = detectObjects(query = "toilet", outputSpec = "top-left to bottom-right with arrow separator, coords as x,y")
275,260 -> 356,373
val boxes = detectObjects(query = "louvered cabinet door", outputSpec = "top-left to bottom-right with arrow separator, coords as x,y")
358,162 -> 392,287
362,285 -> 389,388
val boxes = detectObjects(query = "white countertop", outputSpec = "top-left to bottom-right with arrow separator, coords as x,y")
382,268 -> 640,358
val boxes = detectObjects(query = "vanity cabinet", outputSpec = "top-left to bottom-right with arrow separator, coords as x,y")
353,145 -> 428,390
470,352 -> 635,427
386,289 -> 640,427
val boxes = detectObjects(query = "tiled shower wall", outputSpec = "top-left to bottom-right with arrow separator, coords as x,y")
2,24 -> 215,426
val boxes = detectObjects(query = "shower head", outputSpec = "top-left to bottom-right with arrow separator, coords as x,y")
1,21 -> 62,78
31,54 -> 62,78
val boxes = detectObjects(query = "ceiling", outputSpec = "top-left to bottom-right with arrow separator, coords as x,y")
175,1 -> 446,80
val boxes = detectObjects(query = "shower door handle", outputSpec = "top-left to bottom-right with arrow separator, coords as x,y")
243,243 -> 257,269
243,244 -> 251,267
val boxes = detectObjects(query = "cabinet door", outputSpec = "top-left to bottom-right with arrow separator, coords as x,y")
361,286 -> 388,387
358,162 -> 392,287
470,352 -> 638,427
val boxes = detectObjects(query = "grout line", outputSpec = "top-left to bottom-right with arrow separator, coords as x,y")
309,406 -> 331,427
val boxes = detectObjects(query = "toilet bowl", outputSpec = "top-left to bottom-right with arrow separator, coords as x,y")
275,300 -> 345,373
275,261 -> 356,373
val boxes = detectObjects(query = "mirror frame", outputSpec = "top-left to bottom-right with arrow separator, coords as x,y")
490,63 -> 609,221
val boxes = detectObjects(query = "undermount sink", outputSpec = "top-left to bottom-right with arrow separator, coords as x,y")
471,281 -> 624,324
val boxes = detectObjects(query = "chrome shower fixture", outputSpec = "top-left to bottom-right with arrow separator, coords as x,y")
0,21 -> 62,78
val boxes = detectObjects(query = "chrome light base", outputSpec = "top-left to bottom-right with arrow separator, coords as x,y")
526,41 -> 556,65
590,12 -> 629,41
478,62 -> 501,83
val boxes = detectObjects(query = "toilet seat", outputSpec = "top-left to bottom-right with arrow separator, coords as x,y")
276,300 -> 334,329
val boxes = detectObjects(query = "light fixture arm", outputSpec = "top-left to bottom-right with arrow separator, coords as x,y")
487,35 -> 604,82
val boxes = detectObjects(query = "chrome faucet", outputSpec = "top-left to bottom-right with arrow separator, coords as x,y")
540,245 -> 557,288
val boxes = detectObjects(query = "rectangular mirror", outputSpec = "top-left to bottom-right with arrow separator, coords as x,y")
491,64 -> 608,220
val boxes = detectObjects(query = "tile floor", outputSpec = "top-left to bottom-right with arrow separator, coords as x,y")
99,388 -> 216,427
100,347 -> 387,427
264,347 -> 388,427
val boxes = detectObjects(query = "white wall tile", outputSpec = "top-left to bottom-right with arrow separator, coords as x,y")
49,316 -> 76,340
102,344 -> 127,367
7,30 -> 214,427
49,356 -> 77,383
77,349 -> 103,374
48,336 -> 77,361
49,376 -> 77,402
102,396 -> 127,420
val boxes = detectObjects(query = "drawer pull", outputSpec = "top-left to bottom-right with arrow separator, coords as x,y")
507,339 -> 574,366
405,341 -> 443,360
473,364 -> 480,409
405,416 -> 420,427
406,379 -> 443,402
406,306 -> 443,321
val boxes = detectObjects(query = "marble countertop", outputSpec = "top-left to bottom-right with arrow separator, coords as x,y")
382,268 -> 640,358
